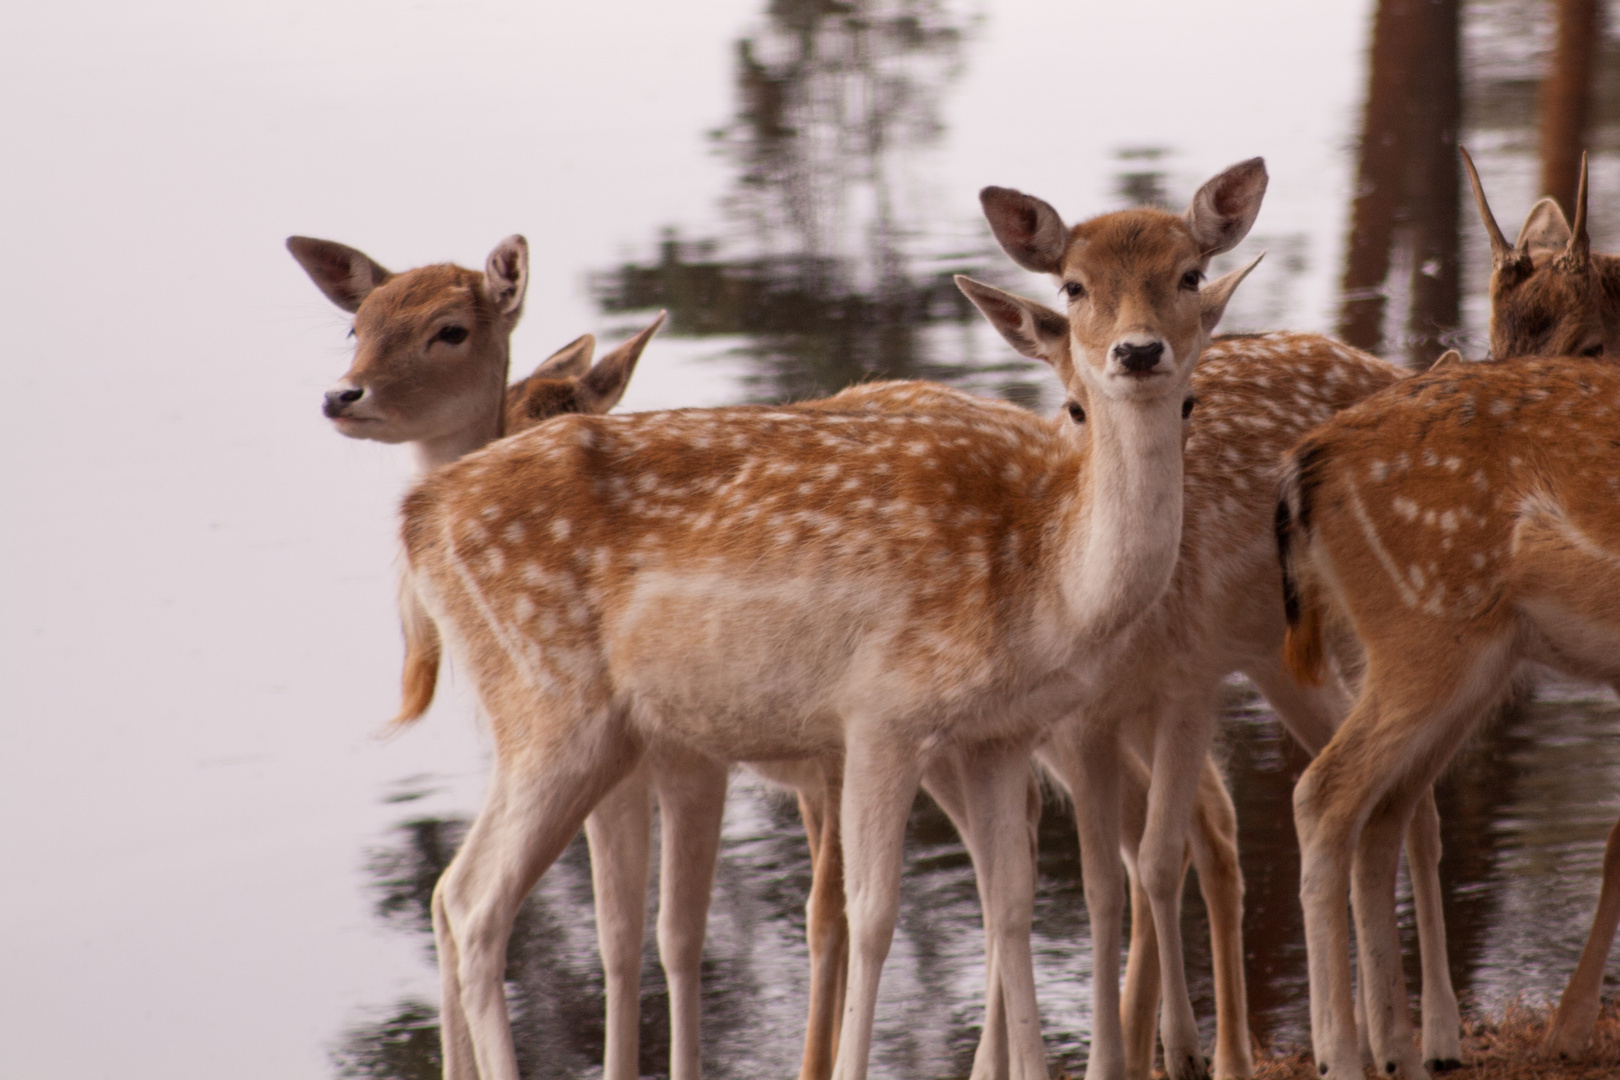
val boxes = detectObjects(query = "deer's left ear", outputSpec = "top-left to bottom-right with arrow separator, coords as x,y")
485,235 -> 529,318
578,311 -> 667,414
1199,253 -> 1263,335
1186,158 -> 1268,258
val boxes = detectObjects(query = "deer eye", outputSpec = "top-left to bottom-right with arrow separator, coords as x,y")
436,325 -> 469,345
1066,401 -> 1086,424
1182,396 -> 1196,419
1180,269 -> 1202,291
1063,281 -> 1085,300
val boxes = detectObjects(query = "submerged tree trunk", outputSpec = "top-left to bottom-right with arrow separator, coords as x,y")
1538,0 -> 1601,217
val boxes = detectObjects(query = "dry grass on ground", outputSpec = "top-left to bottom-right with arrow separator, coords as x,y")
1245,1001 -> 1620,1080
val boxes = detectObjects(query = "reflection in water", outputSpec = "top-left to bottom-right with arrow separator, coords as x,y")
1339,0 -> 1461,367
591,0 -> 1056,407
335,678 -> 1620,1077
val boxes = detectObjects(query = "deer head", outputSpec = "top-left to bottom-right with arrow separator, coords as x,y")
288,234 -> 529,464
1460,147 -> 1616,360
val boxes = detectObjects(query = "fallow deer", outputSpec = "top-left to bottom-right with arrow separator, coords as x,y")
1278,346 -> 1620,1078
1276,154 -> 1620,1075
394,160 -> 1272,1080
1461,148 -> 1617,361
1277,149 -> 1620,1069
287,233 -> 679,1074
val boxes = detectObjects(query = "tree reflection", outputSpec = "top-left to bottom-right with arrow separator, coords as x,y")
591,0 -> 1052,406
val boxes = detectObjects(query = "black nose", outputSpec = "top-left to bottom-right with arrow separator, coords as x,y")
323,387 -> 363,418
1112,341 -> 1164,373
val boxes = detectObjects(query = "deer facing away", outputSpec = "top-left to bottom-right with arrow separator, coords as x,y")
1277,154 -> 1620,1080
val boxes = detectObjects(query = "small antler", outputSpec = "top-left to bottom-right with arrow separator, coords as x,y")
1563,151 -> 1590,266
1459,146 -> 1515,268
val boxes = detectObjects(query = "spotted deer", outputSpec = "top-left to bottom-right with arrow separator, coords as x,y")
1275,151 -> 1620,1077
394,160 -> 1275,1080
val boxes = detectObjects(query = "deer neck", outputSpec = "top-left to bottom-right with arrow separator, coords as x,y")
410,342 -> 512,473
1059,392 -> 1187,640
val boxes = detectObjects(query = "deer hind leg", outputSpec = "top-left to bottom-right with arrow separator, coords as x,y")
1136,705 -> 1217,1080
584,761 -> 654,1080
651,745 -> 730,1080
1349,778 -> 1427,1080
437,718 -> 644,1080
1403,786 -> 1460,1071
1245,654 -> 1454,1071
1298,639 -> 1514,1080
798,757 -> 849,1080
830,727 -> 925,1080
1546,810 -> 1620,1057
1188,755 -> 1252,1080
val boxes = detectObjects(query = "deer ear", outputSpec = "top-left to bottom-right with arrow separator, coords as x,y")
1185,157 -> 1267,257
528,334 -> 595,381
578,311 -> 666,414
1199,253 -> 1263,335
286,237 -> 392,313
980,187 -> 1069,274
485,235 -> 529,317
1429,348 -> 1464,371
1516,198 -> 1571,262
955,276 -> 1069,364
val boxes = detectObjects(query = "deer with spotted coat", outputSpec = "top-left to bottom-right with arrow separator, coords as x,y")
1272,150 -> 1620,1080
393,159 -> 1283,1080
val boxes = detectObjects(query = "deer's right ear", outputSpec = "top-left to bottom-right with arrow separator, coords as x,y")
980,187 -> 1069,274
955,276 -> 1068,365
578,311 -> 667,414
528,334 -> 596,381
1516,198 -> 1572,263
286,237 -> 392,313
485,235 -> 529,318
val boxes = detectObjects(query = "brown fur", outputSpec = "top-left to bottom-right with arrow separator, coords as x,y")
391,315 -> 664,726
1282,355 -> 1620,1078
400,165 -> 1278,1080
1461,148 -> 1618,360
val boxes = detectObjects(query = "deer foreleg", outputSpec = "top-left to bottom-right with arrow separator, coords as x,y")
584,761 -> 654,1080
830,727 -> 924,1080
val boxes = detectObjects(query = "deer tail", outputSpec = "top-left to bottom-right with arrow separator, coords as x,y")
393,569 -> 442,725
1277,450 -> 1327,687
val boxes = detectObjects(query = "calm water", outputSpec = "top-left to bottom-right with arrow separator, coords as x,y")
6,1 -> 1620,1078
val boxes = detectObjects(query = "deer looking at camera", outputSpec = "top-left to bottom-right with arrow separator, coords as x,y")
394,160 -> 1273,1080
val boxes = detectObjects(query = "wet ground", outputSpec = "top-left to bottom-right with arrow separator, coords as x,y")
331,677 -> 1620,1079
